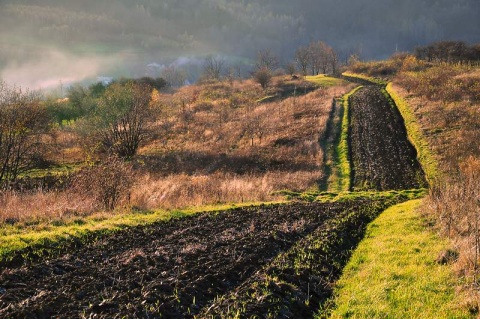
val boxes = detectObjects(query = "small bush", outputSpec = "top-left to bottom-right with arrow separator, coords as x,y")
71,156 -> 134,211
253,67 -> 273,89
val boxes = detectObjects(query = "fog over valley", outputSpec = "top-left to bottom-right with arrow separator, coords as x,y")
1,0 -> 479,89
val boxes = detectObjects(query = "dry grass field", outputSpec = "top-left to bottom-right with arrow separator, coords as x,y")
0,76 -> 355,224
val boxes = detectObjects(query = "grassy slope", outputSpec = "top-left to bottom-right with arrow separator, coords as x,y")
334,86 -> 362,192
328,200 -> 471,319
1,76 -> 357,264
306,75 -> 346,87
305,75 -> 361,193
386,83 -> 439,183
341,72 -> 388,86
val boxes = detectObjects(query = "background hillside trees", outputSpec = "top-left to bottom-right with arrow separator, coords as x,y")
256,49 -> 280,71
414,41 -> 480,64
296,46 -> 310,76
295,41 -> 338,76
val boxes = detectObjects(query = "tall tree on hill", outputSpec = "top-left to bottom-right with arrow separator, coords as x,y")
308,42 -> 322,75
256,49 -> 279,71
80,81 -> 157,159
295,46 -> 310,76
0,82 -> 51,189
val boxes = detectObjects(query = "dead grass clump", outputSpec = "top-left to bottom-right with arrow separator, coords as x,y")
0,190 -> 95,224
131,171 -> 322,210
71,156 -> 134,211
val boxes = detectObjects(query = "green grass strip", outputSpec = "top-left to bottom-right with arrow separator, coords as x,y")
335,86 -> 362,192
327,199 -> 471,319
306,75 -> 345,87
342,72 -> 388,86
386,83 -> 439,184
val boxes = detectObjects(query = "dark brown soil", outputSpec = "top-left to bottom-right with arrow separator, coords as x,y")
0,200 -> 393,318
349,86 -> 427,190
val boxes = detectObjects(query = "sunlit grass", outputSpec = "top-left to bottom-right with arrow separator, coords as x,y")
306,74 -> 345,87
327,199 -> 472,319
334,86 -> 362,192
342,72 -> 388,85
386,83 -> 439,184
19,162 -> 82,178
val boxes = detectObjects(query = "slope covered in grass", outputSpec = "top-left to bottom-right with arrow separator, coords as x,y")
328,200 -> 471,319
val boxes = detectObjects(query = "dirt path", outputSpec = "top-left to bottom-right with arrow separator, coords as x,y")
0,201 -> 377,318
349,86 -> 426,191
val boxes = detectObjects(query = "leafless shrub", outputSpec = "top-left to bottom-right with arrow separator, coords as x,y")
253,67 -> 273,89
71,156 -> 134,211
0,82 -> 51,189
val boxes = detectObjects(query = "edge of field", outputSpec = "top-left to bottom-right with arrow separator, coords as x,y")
326,199 -> 472,319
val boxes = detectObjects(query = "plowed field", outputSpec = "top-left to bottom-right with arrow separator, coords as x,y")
0,199 -> 400,318
349,86 -> 426,191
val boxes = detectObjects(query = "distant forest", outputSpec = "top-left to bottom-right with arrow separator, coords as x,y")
1,0 -> 479,86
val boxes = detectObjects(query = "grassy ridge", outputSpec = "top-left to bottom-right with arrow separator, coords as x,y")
306,74 -> 346,87
334,86 -> 362,192
386,83 -> 439,184
342,72 -> 388,86
328,200 -> 471,319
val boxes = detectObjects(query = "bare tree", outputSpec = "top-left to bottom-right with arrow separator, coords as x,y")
295,46 -> 310,76
329,47 -> 339,74
285,62 -> 296,76
308,42 -> 322,75
318,41 -> 331,74
0,82 -> 51,189
161,66 -> 187,88
256,49 -> 279,71
202,55 -> 225,81
305,41 -> 337,75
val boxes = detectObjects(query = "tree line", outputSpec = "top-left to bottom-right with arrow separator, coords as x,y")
414,41 -> 480,64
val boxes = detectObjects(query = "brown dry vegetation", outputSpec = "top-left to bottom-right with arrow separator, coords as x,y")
0,76 -> 354,224
131,77 -> 354,209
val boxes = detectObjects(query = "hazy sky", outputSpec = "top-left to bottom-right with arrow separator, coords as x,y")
1,0 -> 479,89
